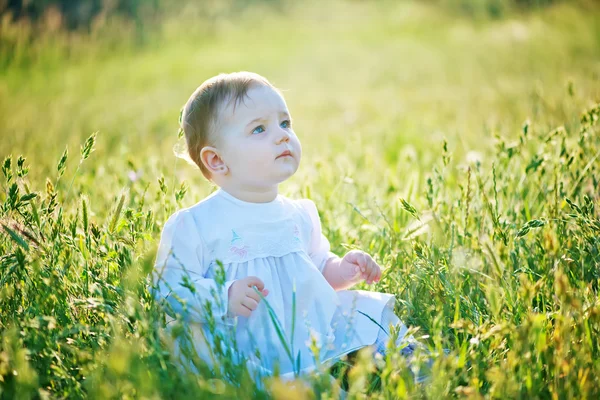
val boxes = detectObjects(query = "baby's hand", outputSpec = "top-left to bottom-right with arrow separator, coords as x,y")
227,276 -> 269,318
340,250 -> 381,285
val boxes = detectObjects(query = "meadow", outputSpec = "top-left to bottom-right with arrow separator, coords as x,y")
1,0 -> 600,398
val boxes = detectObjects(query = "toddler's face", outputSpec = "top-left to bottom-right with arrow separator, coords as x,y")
214,85 -> 301,189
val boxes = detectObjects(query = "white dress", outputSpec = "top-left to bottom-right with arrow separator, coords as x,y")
154,188 -> 405,378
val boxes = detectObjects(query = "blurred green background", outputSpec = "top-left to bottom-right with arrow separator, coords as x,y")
1,0 -> 598,204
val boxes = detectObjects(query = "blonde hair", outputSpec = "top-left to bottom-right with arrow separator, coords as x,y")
179,71 -> 276,180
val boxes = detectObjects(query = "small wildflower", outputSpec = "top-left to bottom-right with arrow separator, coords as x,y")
466,150 -> 483,165
127,170 -> 140,183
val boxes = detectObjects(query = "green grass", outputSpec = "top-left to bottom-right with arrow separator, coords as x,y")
1,0 -> 600,398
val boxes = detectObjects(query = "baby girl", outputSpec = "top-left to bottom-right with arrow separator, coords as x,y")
154,72 -> 421,382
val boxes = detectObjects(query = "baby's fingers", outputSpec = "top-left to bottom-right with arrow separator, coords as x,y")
238,305 -> 252,318
341,265 -> 361,281
231,300 -> 252,318
242,297 -> 259,311
374,267 -> 382,283
245,276 -> 265,291
247,287 -> 269,302
366,262 -> 379,284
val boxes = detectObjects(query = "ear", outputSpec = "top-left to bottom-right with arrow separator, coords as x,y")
200,146 -> 229,176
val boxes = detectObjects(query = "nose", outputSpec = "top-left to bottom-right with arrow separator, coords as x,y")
275,126 -> 291,144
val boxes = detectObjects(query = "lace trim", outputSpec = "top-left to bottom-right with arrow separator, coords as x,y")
207,223 -> 308,266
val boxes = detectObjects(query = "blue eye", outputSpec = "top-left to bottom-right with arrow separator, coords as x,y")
252,125 -> 265,135
280,120 -> 291,129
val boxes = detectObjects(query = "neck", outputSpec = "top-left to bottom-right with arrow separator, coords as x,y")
219,184 -> 279,203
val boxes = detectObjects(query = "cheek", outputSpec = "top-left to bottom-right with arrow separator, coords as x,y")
292,137 -> 302,158
238,143 -> 272,169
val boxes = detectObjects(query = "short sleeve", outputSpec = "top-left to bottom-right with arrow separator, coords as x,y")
298,199 -> 338,273
153,209 -> 235,323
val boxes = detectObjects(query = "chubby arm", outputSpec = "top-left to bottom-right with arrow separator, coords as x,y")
322,250 -> 382,291
299,199 -> 382,291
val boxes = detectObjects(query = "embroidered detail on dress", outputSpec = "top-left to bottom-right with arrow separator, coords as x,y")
208,222 -> 308,265
231,230 -> 242,245
230,245 -> 249,258
229,229 -> 249,258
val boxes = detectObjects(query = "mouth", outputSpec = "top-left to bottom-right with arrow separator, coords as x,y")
276,150 -> 292,159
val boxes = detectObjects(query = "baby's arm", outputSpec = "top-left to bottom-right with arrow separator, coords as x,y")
322,250 -> 382,291
154,210 -> 237,322
300,199 -> 382,291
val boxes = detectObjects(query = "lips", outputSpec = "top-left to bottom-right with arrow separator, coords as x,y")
276,150 -> 292,159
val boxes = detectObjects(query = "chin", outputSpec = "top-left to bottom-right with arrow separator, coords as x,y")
273,167 -> 298,183
274,173 -> 295,184
266,159 -> 299,182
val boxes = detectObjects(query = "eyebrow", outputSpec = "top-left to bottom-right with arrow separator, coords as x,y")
245,112 -> 291,128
